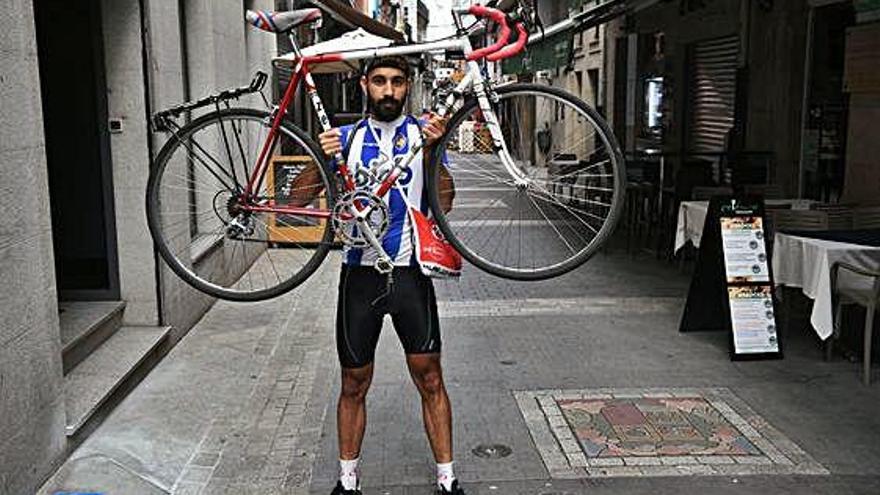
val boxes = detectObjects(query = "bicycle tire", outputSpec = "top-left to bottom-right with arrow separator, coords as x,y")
426,83 -> 626,280
147,108 -> 336,301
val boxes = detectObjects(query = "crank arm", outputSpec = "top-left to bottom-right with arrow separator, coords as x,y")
356,216 -> 394,274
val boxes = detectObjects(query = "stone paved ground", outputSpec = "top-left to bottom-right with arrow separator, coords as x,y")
39,254 -> 343,495
37,242 -> 880,495
309,244 -> 880,494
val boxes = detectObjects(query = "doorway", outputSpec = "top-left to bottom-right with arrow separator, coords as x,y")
34,0 -> 120,300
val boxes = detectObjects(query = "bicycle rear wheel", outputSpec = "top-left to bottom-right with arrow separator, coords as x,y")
427,83 -> 625,280
147,108 -> 335,301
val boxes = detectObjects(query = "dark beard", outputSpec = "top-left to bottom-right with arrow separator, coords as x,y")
370,96 -> 405,122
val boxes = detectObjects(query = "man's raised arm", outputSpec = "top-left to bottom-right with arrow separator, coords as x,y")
423,115 -> 455,213
287,128 -> 343,207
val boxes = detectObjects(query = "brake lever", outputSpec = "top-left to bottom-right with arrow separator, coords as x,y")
529,0 -> 544,41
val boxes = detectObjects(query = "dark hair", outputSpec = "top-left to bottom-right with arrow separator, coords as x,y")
365,55 -> 412,79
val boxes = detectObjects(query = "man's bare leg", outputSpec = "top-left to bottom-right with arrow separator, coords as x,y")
338,363 -> 374,458
406,353 -> 458,492
336,363 -> 374,491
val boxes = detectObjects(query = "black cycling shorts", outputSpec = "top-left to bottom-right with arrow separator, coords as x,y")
336,264 -> 441,369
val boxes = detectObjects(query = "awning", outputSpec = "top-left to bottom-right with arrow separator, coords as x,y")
501,0 -> 664,74
502,29 -> 572,74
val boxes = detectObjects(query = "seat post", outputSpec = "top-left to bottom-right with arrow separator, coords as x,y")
288,32 -> 303,59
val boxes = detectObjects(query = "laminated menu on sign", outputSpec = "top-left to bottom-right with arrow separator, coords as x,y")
720,216 -> 770,283
727,286 -> 779,355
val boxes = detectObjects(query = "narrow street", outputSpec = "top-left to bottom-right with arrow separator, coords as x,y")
37,237 -> 880,494
8,1 -> 880,494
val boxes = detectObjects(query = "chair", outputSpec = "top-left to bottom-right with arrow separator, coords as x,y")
625,182 -> 660,255
813,204 -> 854,230
770,209 -> 830,231
854,206 -> 880,229
548,153 -> 580,201
832,262 -> 880,384
743,184 -> 784,200
766,210 -> 830,254
691,186 -> 733,200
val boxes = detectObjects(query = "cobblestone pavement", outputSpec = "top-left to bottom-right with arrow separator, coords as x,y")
309,245 -> 880,494
39,254 -> 343,495
37,243 -> 880,495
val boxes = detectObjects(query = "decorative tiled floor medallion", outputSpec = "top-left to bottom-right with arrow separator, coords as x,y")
514,388 -> 828,478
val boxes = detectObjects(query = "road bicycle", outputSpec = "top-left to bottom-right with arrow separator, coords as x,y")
147,1 -> 625,301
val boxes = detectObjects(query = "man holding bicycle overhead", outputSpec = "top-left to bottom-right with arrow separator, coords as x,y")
315,56 -> 463,495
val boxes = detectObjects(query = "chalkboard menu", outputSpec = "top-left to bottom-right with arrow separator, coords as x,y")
680,198 -> 782,360
266,155 -> 327,245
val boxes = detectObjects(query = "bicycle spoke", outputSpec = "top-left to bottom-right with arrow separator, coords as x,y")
149,110 -> 333,300
523,192 -> 576,255
432,85 -> 622,278
525,188 -> 600,236
171,133 -> 239,192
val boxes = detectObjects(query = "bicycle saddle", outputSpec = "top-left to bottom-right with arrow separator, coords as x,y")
246,9 -> 321,33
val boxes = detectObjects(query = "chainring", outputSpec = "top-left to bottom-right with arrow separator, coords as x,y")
332,191 -> 389,248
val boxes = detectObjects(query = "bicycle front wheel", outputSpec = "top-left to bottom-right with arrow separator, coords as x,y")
427,84 -> 625,280
147,108 -> 335,301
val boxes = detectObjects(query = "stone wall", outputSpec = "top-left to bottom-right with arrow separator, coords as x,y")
103,0 -> 276,336
0,1 -> 67,493
743,0 -> 809,195
620,0 -> 809,194
0,1 -> 279,491
101,0 -> 159,326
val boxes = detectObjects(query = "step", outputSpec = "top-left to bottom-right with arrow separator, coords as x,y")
64,325 -> 171,436
59,301 -> 126,374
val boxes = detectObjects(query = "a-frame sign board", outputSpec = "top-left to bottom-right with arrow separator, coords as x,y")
679,197 -> 783,361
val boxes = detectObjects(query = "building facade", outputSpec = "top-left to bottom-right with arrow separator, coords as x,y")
1,1 -> 275,493
605,0 -> 880,201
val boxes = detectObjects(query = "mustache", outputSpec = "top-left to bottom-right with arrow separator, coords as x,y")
377,96 -> 402,106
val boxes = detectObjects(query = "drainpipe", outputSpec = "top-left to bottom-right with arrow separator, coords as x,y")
138,0 -> 165,326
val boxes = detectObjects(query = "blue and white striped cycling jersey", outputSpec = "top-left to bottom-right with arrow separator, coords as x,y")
332,114 -> 431,267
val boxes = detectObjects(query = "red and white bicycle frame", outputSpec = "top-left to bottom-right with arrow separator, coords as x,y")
240,5 -> 528,269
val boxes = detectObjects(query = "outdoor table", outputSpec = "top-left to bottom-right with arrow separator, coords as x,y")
674,199 -> 814,252
772,229 -> 880,340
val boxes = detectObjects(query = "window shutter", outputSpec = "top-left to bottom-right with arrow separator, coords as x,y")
688,35 -> 739,153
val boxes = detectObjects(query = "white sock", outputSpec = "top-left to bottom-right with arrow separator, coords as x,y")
436,461 -> 455,491
339,457 -> 360,490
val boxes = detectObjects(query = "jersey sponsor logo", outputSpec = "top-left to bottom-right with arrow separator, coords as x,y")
394,134 -> 408,152
423,244 -> 447,257
397,162 -> 413,186
431,223 -> 445,241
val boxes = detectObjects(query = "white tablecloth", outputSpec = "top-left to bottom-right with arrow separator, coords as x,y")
674,199 -> 815,252
674,201 -> 709,252
772,233 -> 880,340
